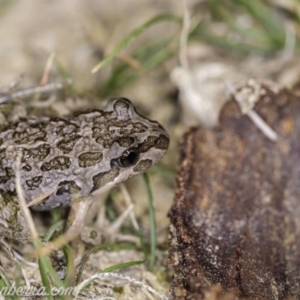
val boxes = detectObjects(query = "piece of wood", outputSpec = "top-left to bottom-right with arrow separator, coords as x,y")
169,85 -> 300,299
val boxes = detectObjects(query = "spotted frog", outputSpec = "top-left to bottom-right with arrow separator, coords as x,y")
0,97 -> 169,243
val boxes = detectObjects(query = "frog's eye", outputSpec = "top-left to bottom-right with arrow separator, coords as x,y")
112,148 -> 140,168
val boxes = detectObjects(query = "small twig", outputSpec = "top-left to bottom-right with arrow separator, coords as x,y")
0,82 -> 65,104
225,81 -> 278,141
118,53 -> 146,74
247,110 -> 278,141
106,204 -> 134,235
26,187 -> 58,208
13,251 -> 38,267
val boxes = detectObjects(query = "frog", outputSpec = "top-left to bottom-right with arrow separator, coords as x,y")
0,97 -> 169,245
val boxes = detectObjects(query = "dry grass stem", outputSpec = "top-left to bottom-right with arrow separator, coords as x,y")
247,110 -> 278,141
0,82 -> 65,103
26,186 -> 58,208
106,203 -> 134,235
15,149 -> 38,240
120,183 -> 139,230
40,52 -> 56,85
74,272 -> 170,300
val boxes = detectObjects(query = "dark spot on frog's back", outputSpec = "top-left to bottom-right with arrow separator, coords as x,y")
139,134 -> 169,153
57,135 -> 81,154
12,131 -> 30,144
78,152 -> 103,168
132,122 -> 148,133
55,122 -> 79,136
22,164 -> 32,172
0,167 -> 14,183
41,156 -> 71,172
13,122 -> 47,143
23,144 -> 51,161
156,134 -> 169,150
139,136 -> 159,153
26,176 -> 43,190
133,159 -> 152,172
116,137 -> 135,147
56,180 -> 81,196
0,148 -> 6,163
92,166 -> 120,193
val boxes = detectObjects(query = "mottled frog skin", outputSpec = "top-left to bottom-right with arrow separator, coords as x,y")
0,98 -> 169,214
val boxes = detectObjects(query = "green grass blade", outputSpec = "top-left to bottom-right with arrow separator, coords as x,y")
238,0 -> 285,46
194,0 -> 292,54
92,13 -> 180,73
0,265 -> 14,300
99,37 -> 176,97
143,173 -> 156,271
151,165 -> 176,180
76,243 -> 138,284
0,265 -> 11,288
33,239 -> 66,300
192,24 -> 275,54
43,220 -> 64,242
102,260 -> 144,273
63,245 -> 75,288
38,257 -> 54,300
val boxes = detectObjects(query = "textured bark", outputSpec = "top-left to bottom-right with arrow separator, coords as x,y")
169,87 -> 300,299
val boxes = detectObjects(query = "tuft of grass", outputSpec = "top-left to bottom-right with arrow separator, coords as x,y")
43,220 -> 65,242
91,13 -> 180,73
62,245 -> 76,288
91,13 -> 181,98
99,38 -> 176,98
36,240 -> 66,300
191,0 -> 300,55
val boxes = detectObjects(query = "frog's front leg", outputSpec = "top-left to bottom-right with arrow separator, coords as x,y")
67,189 -> 138,246
80,200 -> 136,245
41,196 -> 94,253
66,196 -> 93,238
